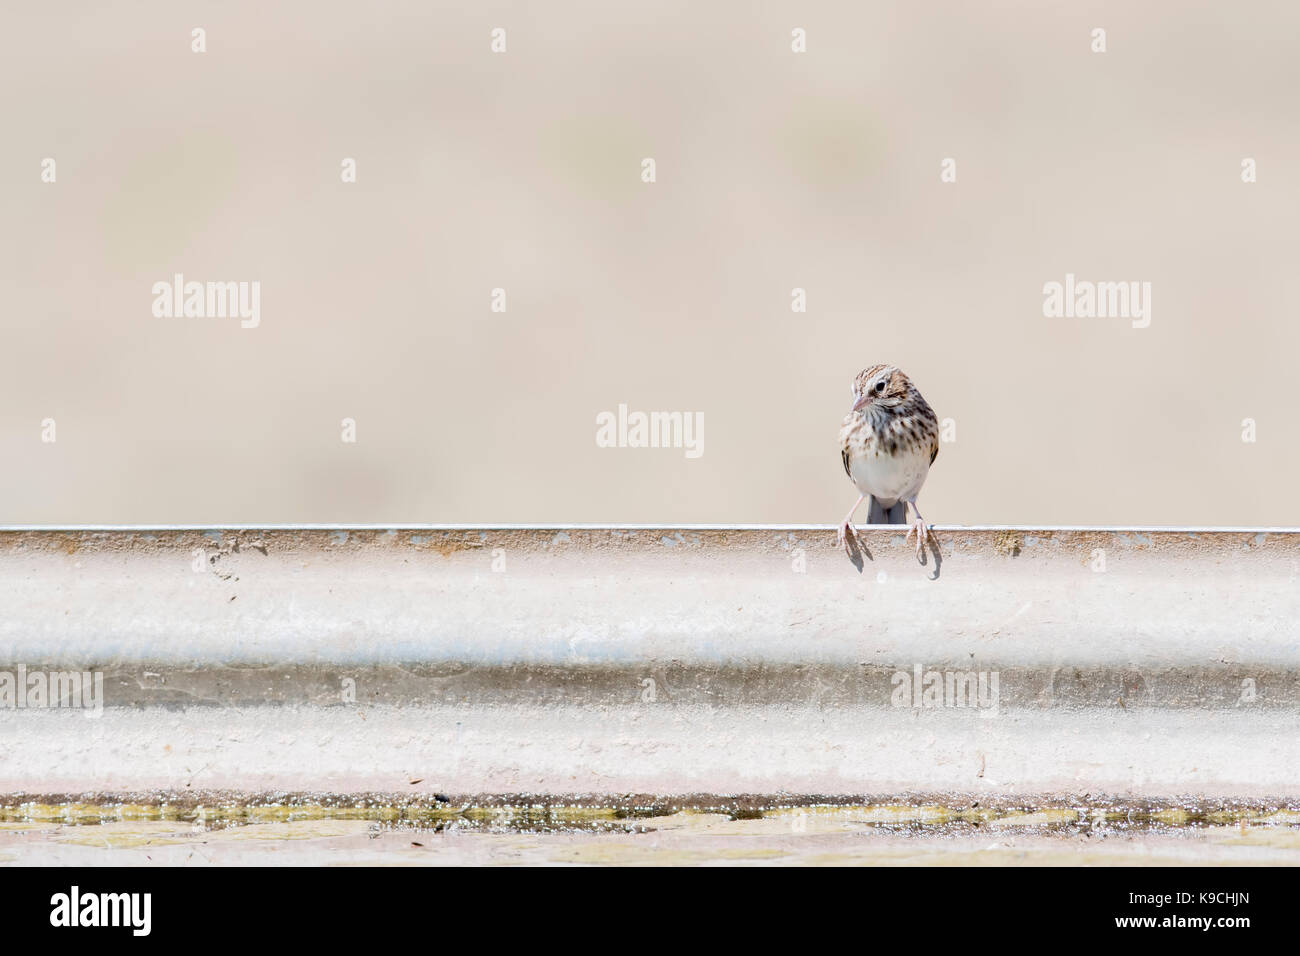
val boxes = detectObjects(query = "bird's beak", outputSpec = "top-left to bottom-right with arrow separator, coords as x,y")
851,394 -> 870,412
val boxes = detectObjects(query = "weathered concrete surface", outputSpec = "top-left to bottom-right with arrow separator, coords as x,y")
1,526 -> 1298,801
3,814 -> 1299,867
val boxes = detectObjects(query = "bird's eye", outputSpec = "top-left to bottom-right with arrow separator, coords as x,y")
874,381 -> 886,393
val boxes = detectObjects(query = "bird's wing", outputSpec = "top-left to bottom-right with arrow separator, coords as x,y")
930,438 -> 939,466
842,445 -> 852,479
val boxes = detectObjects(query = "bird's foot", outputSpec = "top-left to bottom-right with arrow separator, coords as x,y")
905,518 -> 931,559
837,519 -> 862,557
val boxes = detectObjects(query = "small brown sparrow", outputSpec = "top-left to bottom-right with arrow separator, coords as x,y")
838,364 -> 940,558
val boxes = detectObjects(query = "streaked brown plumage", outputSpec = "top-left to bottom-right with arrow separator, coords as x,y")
837,364 -> 939,558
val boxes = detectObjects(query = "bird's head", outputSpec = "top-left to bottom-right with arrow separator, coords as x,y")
850,365 -> 909,412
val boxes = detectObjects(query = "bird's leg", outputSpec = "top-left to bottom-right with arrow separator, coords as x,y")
904,498 -> 931,558
838,494 -> 865,556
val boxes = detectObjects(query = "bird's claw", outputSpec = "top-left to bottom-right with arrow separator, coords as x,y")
905,519 -> 931,559
837,520 -> 861,557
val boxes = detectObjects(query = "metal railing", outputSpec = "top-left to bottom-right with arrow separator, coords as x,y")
1,525 -> 1297,804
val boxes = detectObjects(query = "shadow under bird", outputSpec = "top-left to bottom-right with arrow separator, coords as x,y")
838,364 -> 939,559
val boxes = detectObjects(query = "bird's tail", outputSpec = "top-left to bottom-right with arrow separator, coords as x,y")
866,496 -> 908,525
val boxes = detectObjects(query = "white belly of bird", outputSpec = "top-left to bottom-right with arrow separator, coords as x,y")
849,443 -> 929,507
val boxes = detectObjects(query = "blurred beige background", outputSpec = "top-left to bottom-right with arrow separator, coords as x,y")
3,1 -> 1298,525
